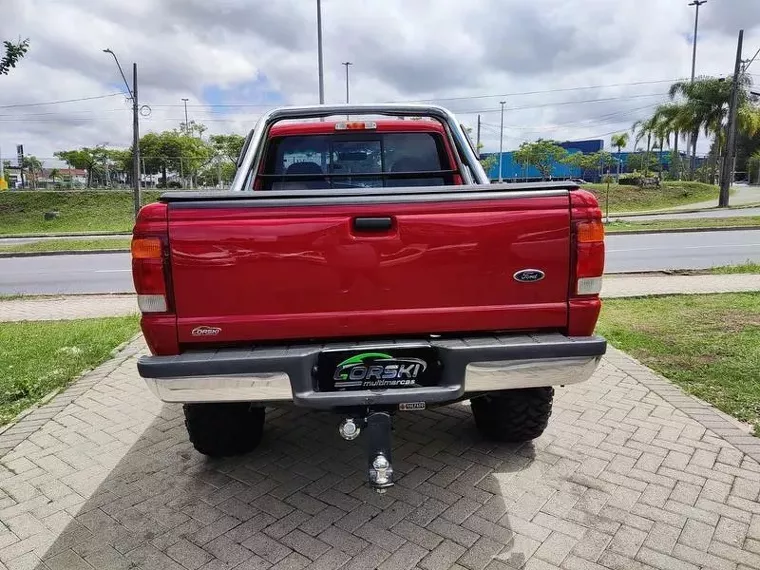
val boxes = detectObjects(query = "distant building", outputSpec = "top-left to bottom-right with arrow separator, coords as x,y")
482,139 -> 605,182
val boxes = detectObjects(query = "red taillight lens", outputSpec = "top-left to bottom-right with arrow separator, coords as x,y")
574,220 -> 605,296
131,204 -> 171,313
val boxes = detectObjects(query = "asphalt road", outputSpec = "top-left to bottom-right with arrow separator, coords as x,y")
1,229 -> 759,295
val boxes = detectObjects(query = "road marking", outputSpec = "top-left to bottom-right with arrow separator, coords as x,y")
608,243 -> 760,253
94,269 -> 131,273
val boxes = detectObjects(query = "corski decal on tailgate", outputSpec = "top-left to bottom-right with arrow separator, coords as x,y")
191,326 -> 222,337
333,352 -> 427,388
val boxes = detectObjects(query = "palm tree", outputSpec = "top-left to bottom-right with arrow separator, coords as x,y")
610,133 -> 629,178
651,103 -> 686,180
632,117 -> 657,176
667,75 -> 760,181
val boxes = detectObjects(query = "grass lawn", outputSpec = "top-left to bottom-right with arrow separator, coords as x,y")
0,238 -> 131,254
584,181 -> 719,213
0,190 -> 161,235
597,293 -> 760,435
0,316 -> 140,425
709,261 -> 760,274
606,215 -> 760,233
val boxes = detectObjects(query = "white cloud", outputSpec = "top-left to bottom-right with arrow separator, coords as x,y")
1,0 -> 759,166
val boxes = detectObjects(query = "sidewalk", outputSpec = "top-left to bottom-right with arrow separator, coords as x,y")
0,273 -> 758,322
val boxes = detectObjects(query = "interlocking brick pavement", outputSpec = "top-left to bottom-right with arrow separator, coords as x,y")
1,340 -> 760,570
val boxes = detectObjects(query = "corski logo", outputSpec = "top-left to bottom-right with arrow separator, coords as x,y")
334,352 -> 427,388
191,326 -> 221,337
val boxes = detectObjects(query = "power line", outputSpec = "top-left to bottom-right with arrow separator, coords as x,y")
0,92 -> 125,109
404,79 -> 684,103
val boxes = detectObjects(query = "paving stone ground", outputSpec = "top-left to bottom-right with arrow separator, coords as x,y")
1,274 -> 759,322
2,339 -> 760,570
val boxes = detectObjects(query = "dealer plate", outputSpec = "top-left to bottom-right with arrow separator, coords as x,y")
315,347 -> 441,391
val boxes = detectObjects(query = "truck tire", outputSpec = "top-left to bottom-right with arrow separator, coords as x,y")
183,403 -> 265,457
470,388 -> 554,442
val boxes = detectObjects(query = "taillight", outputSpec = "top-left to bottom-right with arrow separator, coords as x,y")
574,219 -> 605,296
132,203 -> 171,313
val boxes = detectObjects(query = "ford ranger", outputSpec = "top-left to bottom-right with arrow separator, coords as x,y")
133,104 -> 607,491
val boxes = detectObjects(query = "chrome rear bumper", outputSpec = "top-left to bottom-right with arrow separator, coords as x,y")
144,356 -> 601,404
139,333 -> 606,408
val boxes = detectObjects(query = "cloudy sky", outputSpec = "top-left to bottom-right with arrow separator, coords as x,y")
2,0 -> 759,165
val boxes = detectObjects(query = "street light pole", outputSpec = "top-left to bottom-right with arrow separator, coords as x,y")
316,0 -> 325,104
181,98 -> 189,133
687,0 -> 707,178
689,0 -> 707,82
103,48 -> 141,219
498,101 -> 506,183
342,62 -> 352,104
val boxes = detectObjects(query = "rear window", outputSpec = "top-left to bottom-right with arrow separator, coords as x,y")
259,132 -> 454,190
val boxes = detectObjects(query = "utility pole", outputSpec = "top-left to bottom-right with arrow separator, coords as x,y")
103,49 -> 141,218
720,29 -> 744,207
476,114 -> 481,159
498,101 -> 506,183
132,63 -> 141,216
687,0 -> 707,178
316,0 -> 325,104
182,98 -> 189,133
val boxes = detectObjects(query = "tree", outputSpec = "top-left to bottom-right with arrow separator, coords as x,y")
49,168 -> 60,187
610,133 -> 629,178
210,134 -> 246,163
665,76 -> 760,179
0,38 -> 29,76
22,156 -> 42,189
140,129 -> 213,187
626,151 -> 659,173
513,139 -> 568,180
632,117 -> 658,176
54,148 -> 107,188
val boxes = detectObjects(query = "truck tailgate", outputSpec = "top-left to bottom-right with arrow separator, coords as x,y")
166,188 -> 571,345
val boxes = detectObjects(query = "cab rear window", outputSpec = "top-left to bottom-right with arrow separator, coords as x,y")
259,132 -> 454,190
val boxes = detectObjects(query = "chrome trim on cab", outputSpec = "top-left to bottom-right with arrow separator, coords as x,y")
230,104 -> 491,191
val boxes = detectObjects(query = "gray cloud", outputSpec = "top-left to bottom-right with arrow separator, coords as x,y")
1,0 -> 759,162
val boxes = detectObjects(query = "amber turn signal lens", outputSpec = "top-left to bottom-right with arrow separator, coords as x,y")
131,237 -> 162,259
576,220 -> 605,243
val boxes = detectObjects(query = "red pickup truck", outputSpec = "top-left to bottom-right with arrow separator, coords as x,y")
133,104 -> 606,491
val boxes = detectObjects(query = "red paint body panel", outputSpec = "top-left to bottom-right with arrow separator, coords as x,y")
168,195 -> 572,345
269,120 -> 446,137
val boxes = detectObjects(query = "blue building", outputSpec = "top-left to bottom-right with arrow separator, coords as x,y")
482,139 -> 605,182
483,139 -> 692,183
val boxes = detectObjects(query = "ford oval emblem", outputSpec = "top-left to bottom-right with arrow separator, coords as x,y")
513,269 -> 545,283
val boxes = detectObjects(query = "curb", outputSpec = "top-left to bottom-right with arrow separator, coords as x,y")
0,248 -> 127,258
607,225 -> 760,235
612,201 -> 760,218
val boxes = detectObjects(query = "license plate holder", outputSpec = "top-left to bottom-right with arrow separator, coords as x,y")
315,347 -> 441,392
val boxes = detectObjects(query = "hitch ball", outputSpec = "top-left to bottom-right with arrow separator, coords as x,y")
370,453 -> 393,490
339,418 -> 360,441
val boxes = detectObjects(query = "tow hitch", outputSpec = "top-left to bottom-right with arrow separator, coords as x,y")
339,412 -> 394,492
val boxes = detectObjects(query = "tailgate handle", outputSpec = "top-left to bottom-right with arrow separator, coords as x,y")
353,217 -> 393,231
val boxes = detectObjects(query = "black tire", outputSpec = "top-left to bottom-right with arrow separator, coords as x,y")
183,403 -> 265,457
470,388 -> 554,442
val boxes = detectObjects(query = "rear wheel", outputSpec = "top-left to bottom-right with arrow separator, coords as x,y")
470,388 -> 554,442
184,403 -> 265,457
